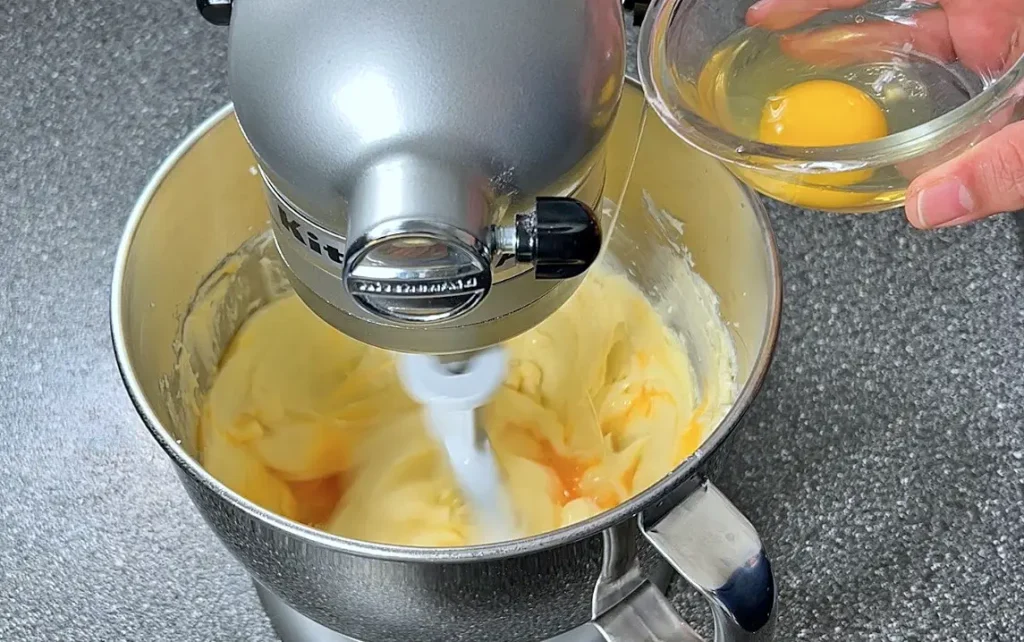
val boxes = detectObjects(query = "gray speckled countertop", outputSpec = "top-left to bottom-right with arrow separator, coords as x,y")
2,2 -> 1023,641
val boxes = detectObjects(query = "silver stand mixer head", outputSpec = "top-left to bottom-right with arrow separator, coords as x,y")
199,0 -> 625,541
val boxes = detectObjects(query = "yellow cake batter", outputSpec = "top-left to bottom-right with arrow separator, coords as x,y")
198,269 -> 730,546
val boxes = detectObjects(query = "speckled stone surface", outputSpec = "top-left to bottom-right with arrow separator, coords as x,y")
1,2 -> 1023,641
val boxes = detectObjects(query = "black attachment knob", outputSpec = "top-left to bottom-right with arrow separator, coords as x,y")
621,0 -> 648,25
632,2 -> 650,25
515,197 -> 602,280
197,0 -> 232,25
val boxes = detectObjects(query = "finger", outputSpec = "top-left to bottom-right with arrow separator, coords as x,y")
777,10 -> 953,68
905,120 -> 1024,229
940,0 -> 1024,74
746,0 -> 1024,75
895,100 -> 1020,183
745,0 -> 869,31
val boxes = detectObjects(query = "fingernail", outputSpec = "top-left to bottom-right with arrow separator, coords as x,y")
746,0 -> 771,16
911,179 -> 975,229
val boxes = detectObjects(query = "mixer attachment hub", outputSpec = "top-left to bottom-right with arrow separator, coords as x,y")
344,195 -> 603,325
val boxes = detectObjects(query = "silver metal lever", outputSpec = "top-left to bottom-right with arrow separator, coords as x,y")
595,480 -> 776,642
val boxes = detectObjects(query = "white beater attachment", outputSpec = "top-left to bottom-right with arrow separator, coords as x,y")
396,347 -> 518,542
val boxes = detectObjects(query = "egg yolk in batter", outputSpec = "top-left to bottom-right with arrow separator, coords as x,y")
196,269 -> 735,546
741,79 -> 890,210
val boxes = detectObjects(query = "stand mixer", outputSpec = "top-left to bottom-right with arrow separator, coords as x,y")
197,0 -> 626,538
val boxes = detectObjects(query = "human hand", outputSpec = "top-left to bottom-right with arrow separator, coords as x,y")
744,0 -> 1024,228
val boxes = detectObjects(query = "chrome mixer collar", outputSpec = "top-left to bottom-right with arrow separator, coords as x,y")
200,0 -> 625,355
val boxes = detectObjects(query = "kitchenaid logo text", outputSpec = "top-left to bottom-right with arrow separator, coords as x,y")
275,206 -> 344,264
348,278 -> 481,296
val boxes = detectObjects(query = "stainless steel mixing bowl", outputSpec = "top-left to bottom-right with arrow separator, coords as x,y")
111,80 -> 782,642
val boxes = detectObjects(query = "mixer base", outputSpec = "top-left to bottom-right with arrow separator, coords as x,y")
255,582 -> 606,642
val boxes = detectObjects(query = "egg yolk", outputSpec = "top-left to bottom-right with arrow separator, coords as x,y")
759,79 -> 889,149
747,79 -> 889,210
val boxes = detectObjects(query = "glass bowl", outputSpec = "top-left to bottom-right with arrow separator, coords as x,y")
639,0 -> 1024,213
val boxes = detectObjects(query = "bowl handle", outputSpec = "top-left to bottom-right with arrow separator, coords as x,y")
595,480 -> 776,642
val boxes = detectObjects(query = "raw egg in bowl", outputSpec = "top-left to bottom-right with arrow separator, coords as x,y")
638,0 -> 1024,213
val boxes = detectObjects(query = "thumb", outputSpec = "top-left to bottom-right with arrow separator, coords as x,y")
905,120 -> 1024,229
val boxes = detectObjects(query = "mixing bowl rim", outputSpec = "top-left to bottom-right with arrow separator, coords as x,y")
110,80 -> 783,563
638,0 -> 1024,171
